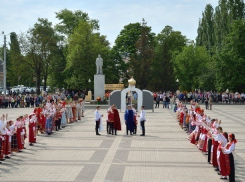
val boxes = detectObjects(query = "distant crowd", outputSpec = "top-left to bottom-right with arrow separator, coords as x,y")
153,91 -> 245,105
0,90 -> 86,109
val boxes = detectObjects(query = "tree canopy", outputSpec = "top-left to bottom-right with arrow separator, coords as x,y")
5,2 -> 245,93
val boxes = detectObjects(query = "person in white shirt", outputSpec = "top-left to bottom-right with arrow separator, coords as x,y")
94,106 -> 103,135
139,106 -> 146,136
222,133 -> 237,182
212,126 -> 228,179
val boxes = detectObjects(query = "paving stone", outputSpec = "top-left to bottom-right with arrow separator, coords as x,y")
0,105 -> 244,182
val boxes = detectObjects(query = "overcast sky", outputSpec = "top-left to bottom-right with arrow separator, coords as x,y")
0,0 -> 219,48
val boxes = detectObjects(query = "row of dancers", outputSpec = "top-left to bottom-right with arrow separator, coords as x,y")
176,100 -> 237,181
0,99 -> 85,164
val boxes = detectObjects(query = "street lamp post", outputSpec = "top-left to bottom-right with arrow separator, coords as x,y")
2,34 -> 6,96
88,79 -> 91,91
176,79 -> 179,90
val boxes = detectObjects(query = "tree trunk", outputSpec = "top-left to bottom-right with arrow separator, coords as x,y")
37,71 -> 41,95
44,76 -> 47,92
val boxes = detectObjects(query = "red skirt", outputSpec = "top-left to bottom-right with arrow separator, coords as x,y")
29,123 -> 35,143
41,116 -> 46,130
202,136 -> 208,152
191,133 -> 196,144
219,151 -> 228,176
3,135 -> 9,155
212,145 -> 218,167
17,128 -> 23,150
0,138 -> 4,159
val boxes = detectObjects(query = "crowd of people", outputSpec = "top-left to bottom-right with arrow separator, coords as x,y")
153,91 -> 245,105
175,100 -> 237,181
0,97 -> 85,164
0,90 -> 85,109
94,104 -> 146,136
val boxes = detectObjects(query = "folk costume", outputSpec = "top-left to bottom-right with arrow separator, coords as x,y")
107,107 -> 113,134
132,107 -> 138,134
222,134 -> 237,182
54,109 -> 62,131
112,108 -> 121,135
65,104 -> 73,124
5,122 -> 14,157
81,100 -> 85,117
125,109 -> 134,135
29,114 -> 36,146
72,104 -> 77,122
76,102 -> 82,120
213,133 -> 228,179
61,107 -> 66,128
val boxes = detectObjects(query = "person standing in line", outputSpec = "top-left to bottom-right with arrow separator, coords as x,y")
125,105 -> 134,135
76,101 -> 82,121
132,105 -> 138,135
163,95 -> 166,108
170,94 -> 175,110
222,133 -> 237,182
209,95 -> 213,110
112,105 -> 121,135
94,106 -> 103,135
165,95 -> 170,109
107,105 -> 112,134
139,106 -> 146,136
108,105 -> 115,135
81,99 -> 85,117
155,93 -> 160,108
205,95 -> 209,110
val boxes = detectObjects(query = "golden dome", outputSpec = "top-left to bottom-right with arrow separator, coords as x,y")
128,77 -> 136,86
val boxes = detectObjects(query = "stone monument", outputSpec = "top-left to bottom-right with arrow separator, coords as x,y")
109,77 -> 154,112
96,55 -> 103,74
94,55 -> 105,100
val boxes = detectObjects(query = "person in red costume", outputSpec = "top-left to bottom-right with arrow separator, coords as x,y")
112,105 -> 121,135
28,114 -> 36,146
222,133 -> 237,182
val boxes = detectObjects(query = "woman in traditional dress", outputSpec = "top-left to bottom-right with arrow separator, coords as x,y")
222,133 -> 237,182
28,114 -> 36,146
72,102 -> 77,122
10,120 -> 18,152
81,99 -> 85,117
15,117 -> 24,152
5,120 -> 14,158
76,101 -> 82,121
65,102 -> 73,124
60,103 -> 66,128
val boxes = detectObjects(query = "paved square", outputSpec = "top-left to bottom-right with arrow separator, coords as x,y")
0,105 -> 244,182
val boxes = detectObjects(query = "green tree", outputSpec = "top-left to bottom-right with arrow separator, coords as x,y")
55,9 -> 99,35
196,4 -> 215,54
66,20 -> 110,89
48,45 -> 67,89
113,23 -> 142,55
150,26 -> 186,91
174,44 -> 210,91
110,23 -> 143,83
215,19 -> 245,92
8,32 -> 31,86
129,19 -> 155,89
19,18 -> 59,94
227,0 -> 245,22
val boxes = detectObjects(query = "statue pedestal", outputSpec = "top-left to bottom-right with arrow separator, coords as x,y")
94,74 -> 105,100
